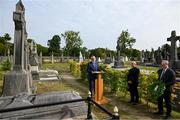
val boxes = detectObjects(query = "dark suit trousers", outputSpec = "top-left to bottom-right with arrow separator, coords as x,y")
89,80 -> 95,97
129,84 -> 139,103
158,87 -> 172,115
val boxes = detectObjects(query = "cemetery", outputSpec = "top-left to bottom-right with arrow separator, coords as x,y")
0,0 -> 179,119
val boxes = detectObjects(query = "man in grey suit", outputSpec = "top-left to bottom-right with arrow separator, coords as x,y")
154,60 -> 175,119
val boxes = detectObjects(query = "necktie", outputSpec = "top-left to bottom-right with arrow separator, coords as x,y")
160,70 -> 165,80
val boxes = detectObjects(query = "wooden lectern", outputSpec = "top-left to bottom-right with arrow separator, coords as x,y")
92,71 -> 108,104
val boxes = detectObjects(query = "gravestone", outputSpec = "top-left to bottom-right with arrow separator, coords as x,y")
151,48 -> 155,64
29,40 -> 39,80
167,30 -> 180,71
39,51 -> 42,67
155,47 -> 162,65
0,1 -> 88,119
140,50 -> 145,63
2,0 -> 31,96
0,92 -> 87,119
51,52 -> 54,63
79,51 -> 83,63
114,39 -> 124,68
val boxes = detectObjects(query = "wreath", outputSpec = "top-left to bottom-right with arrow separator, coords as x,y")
147,80 -> 166,101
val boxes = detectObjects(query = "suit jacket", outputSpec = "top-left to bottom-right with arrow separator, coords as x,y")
87,61 -> 99,81
157,68 -> 175,88
127,67 -> 140,86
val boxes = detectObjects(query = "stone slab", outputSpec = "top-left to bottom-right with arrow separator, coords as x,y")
0,91 -> 87,119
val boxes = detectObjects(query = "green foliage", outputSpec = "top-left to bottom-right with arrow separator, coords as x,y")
147,80 -> 165,102
0,43 -> 6,56
89,48 -> 116,59
117,29 -> 136,56
69,62 -> 160,103
1,59 -> 12,71
37,44 -> 49,56
80,61 -> 88,80
61,31 -> 83,57
69,60 -> 81,77
47,35 -> 61,55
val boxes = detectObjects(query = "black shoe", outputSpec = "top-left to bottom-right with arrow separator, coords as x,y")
132,102 -> 137,105
163,115 -> 172,120
128,101 -> 133,103
153,111 -> 164,115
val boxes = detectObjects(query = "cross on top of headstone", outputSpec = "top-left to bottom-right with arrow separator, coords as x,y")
167,31 -> 180,42
167,30 -> 180,61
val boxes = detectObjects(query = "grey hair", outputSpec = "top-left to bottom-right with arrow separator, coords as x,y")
131,61 -> 137,65
161,60 -> 169,65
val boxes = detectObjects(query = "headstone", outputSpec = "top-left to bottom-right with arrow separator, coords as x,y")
167,30 -> 180,71
155,47 -> 162,65
104,57 -> 112,64
97,57 -> 102,63
2,0 -> 31,96
60,50 -> 64,62
51,52 -> 54,64
114,39 -> 124,68
39,51 -> 42,67
151,48 -> 155,63
29,40 -> 39,80
141,50 -> 145,63
79,51 -> 83,63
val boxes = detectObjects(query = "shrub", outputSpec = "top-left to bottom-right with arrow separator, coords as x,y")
1,58 -> 12,71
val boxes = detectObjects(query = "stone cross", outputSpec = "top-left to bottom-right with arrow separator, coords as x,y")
167,31 -> 180,61
13,0 -> 25,70
3,0 -> 30,96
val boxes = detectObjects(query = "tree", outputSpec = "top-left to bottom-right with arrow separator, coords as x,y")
117,30 -> 136,56
0,33 -> 11,56
61,31 -> 83,57
47,35 -> 61,56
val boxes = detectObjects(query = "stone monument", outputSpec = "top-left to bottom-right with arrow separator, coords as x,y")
0,1 -> 88,119
2,0 -> 31,96
167,30 -> 180,71
79,51 -> 83,63
29,40 -> 39,80
114,38 -> 124,68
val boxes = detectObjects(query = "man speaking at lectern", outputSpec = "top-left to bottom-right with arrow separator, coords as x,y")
87,55 -> 99,97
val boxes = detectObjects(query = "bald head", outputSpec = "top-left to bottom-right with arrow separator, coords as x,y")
131,61 -> 137,67
161,60 -> 169,69
91,56 -> 96,62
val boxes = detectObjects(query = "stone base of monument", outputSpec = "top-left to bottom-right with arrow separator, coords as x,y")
31,66 -> 40,80
0,91 -> 87,119
38,70 -> 60,81
114,60 -> 124,68
3,70 -> 31,96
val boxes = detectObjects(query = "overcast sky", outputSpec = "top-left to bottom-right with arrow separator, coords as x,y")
0,0 -> 180,50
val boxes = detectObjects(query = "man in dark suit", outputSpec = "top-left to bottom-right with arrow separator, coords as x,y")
155,60 -> 175,119
87,55 -> 99,97
127,61 -> 140,105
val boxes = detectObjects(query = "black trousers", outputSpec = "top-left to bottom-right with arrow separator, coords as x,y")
157,87 -> 172,115
128,84 -> 139,103
89,80 -> 95,97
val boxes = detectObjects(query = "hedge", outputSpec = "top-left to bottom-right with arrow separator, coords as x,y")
68,60 -> 165,103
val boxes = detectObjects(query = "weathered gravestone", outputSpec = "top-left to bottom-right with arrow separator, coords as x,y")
167,30 -> 180,71
114,38 -> 124,68
29,40 -> 39,80
2,0 -> 31,96
79,51 -> 83,63
0,1 -> 87,119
